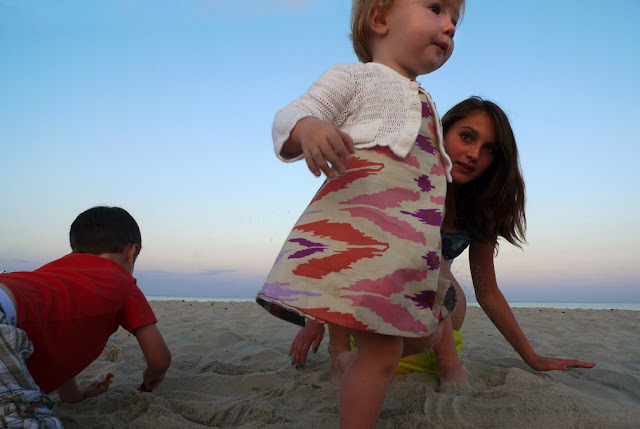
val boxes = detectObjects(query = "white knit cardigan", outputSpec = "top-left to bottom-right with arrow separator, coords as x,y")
272,62 -> 452,182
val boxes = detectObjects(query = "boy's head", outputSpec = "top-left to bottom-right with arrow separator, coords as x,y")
350,0 -> 465,63
70,206 -> 142,258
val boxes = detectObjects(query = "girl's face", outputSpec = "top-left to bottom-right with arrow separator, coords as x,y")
375,0 -> 458,79
444,110 -> 497,185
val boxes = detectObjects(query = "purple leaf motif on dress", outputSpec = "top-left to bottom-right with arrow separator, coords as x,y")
261,281 -> 321,302
274,249 -> 292,264
405,289 -> 437,310
289,238 -> 325,247
400,208 -> 443,227
414,174 -> 434,193
289,248 -> 327,259
288,238 -> 327,259
422,251 -> 440,270
421,101 -> 432,118
416,135 -> 436,154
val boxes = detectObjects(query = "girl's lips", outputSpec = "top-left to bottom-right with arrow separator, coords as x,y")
457,162 -> 474,173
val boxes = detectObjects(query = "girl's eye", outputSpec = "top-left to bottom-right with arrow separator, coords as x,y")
460,132 -> 472,141
484,145 -> 498,154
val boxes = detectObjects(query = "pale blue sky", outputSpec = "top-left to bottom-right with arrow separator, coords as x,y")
1,0 -> 639,301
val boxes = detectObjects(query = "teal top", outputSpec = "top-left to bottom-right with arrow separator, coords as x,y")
441,230 -> 471,262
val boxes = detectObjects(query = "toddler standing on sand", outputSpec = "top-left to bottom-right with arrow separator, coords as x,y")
256,0 -> 465,427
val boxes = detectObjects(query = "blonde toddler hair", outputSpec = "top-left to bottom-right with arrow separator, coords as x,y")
350,0 -> 465,63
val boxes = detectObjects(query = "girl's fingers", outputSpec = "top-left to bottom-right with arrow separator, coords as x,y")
313,335 -> 324,351
572,360 -> 596,368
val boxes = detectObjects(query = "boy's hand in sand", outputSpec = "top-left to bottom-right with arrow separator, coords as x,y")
141,366 -> 166,392
526,355 -> 595,371
290,320 -> 325,368
82,379 -> 109,399
283,117 -> 355,178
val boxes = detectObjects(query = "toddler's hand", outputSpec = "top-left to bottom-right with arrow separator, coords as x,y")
291,117 -> 355,178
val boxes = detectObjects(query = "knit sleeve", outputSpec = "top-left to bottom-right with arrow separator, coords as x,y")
272,63 -> 355,162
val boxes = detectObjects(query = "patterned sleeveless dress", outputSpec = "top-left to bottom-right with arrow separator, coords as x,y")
257,91 -> 456,337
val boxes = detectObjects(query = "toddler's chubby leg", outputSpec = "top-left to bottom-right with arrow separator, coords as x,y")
339,330 -> 403,429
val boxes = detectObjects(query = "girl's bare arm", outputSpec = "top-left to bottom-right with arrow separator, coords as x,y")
469,241 -> 594,371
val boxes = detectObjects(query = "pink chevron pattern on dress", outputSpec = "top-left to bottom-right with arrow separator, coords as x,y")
343,268 -> 428,296
257,90 -> 454,337
340,187 -> 420,209
340,207 -> 426,244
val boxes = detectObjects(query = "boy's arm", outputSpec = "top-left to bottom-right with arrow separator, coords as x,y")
134,323 -> 171,391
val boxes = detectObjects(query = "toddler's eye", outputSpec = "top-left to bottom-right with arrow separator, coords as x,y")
428,3 -> 442,14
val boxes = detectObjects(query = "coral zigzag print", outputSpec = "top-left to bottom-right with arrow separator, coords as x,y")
257,91 -> 450,337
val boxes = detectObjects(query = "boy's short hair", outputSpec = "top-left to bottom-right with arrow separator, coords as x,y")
350,0 -> 466,63
70,206 -> 142,255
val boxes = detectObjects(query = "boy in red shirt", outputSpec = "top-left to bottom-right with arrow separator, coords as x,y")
0,206 -> 171,427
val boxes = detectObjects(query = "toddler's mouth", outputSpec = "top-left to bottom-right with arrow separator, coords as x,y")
435,42 -> 449,52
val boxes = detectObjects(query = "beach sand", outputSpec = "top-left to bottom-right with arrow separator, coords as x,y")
54,301 -> 640,428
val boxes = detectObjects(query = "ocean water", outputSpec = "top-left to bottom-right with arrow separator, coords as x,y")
470,302 -> 640,311
146,296 -> 640,311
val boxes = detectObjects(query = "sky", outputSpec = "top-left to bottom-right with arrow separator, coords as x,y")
1,0 -> 639,302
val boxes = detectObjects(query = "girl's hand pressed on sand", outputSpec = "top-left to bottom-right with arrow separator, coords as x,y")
290,116 -> 355,178
526,354 -> 595,371
290,320 -> 325,368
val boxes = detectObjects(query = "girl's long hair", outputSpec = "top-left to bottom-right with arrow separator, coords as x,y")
442,97 -> 526,248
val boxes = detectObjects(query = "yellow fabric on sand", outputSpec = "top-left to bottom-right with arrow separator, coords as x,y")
350,330 -> 464,375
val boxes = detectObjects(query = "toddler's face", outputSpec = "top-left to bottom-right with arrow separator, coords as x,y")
377,0 -> 458,79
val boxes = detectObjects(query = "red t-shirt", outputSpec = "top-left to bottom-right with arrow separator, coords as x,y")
0,253 -> 157,393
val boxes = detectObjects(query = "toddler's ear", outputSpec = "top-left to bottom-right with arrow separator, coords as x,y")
369,5 -> 390,36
